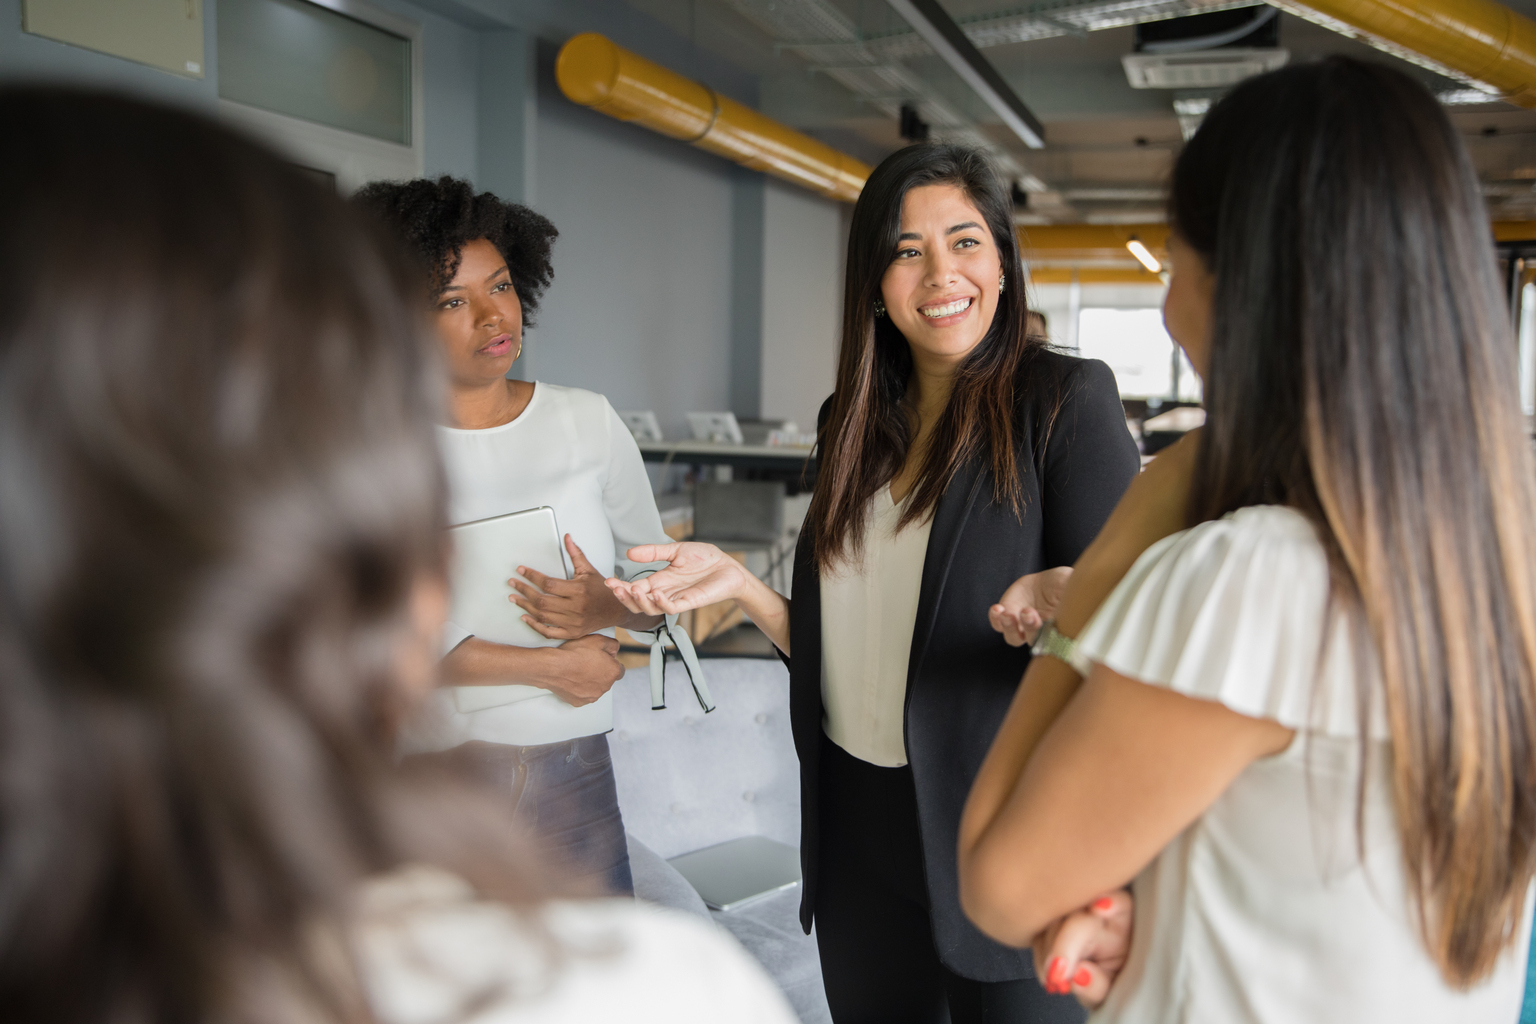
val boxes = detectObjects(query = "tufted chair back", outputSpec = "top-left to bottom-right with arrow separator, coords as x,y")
609,659 -> 800,860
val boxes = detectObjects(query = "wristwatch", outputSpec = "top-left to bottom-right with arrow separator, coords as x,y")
1031,619 -> 1092,676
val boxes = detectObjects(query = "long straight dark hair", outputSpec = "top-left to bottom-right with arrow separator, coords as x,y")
1175,57 -> 1536,985
0,89 -> 544,1023
808,145 -> 1046,570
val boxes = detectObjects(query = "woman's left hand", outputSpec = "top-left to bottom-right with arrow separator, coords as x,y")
989,566 -> 1073,646
512,535 -> 635,639
1033,889 -> 1133,1009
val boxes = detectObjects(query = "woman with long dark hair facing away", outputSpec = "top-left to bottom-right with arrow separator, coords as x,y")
0,87 -> 795,1024
610,145 -> 1141,1023
352,178 -> 672,898
958,57 -> 1536,1022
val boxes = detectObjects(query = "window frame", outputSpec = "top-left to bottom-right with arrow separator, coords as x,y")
216,0 -> 424,192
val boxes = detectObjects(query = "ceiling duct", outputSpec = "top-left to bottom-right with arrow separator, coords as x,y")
555,33 -> 871,202
1273,0 -> 1536,106
1123,6 -> 1288,89
1124,48 -> 1288,88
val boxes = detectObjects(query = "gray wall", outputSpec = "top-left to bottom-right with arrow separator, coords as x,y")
527,55 -> 736,440
760,179 -> 844,433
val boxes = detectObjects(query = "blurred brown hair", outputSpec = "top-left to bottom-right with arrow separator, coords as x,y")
0,87 -> 540,1023
1174,58 -> 1536,985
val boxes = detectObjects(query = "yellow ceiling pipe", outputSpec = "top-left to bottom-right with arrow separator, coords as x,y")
1275,0 -> 1536,107
1494,221 -> 1536,241
555,32 -> 871,203
1024,223 -> 1536,279
1028,267 -> 1167,285
1018,223 -> 1170,263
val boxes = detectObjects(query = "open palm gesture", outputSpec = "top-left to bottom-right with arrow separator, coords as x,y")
606,542 -> 751,617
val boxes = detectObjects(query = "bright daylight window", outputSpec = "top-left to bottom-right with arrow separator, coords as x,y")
1520,282 -> 1536,417
1076,307 -> 1201,402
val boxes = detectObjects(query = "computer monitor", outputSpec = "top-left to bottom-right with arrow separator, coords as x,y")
686,411 -> 744,444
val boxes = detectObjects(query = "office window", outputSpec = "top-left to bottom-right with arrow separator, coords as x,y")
1076,307 -> 1201,402
1521,282 -> 1536,417
218,0 -> 410,145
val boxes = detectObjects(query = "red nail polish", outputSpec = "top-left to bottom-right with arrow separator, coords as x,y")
1074,967 -> 1092,987
1047,957 -> 1068,987
1093,896 -> 1114,912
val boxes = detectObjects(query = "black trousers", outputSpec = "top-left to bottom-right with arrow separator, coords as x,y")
815,733 -> 1087,1024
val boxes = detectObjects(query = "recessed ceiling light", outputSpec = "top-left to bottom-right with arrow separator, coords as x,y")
1126,238 -> 1162,273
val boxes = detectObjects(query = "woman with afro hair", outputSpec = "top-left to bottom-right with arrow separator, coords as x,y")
355,176 -> 671,896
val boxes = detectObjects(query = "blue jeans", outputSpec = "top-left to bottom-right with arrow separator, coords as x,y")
420,734 -> 633,896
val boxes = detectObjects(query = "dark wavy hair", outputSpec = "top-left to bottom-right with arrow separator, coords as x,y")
808,144 -> 1050,570
0,89 -> 543,1023
352,175 -> 558,323
1174,57 -> 1536,985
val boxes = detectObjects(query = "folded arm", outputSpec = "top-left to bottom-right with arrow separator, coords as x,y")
440,633 -> 625,708
960,665 -> 1293,946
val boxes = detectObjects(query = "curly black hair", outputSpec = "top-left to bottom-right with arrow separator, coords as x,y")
352,176 -> 558,325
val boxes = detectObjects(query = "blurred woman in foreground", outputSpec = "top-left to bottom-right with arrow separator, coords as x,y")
0,87 -> 793,1024
959,57 -> 1536,1022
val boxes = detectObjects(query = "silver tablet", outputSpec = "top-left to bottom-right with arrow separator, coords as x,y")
447,506 -> 570,713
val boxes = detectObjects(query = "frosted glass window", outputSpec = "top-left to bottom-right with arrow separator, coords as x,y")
1078,307 -> 1202,401
218,0 -> 410,144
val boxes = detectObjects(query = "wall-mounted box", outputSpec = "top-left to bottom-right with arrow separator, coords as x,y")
22,0 -> 205,78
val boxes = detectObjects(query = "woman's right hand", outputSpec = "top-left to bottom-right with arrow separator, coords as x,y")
606,542 -> 752,616
535,634 -> 625,707
439,634 -> 624,707
1033,889 -> 1133,1008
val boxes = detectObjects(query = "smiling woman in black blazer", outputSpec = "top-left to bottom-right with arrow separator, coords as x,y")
610,145 -> 1139,1024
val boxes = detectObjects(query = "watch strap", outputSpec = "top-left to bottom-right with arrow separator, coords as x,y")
1031,619 -> 1092,676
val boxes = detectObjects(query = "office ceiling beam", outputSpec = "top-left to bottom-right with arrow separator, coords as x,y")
885,0 -> 1047,148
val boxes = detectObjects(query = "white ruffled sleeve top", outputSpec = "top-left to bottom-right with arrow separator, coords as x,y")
1076,505 -> 1532,1024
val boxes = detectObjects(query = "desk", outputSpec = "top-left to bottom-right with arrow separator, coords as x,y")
638,440 -> 817,490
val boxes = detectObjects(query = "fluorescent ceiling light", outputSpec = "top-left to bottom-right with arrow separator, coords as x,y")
1127,238 -> 1162,273
885,0 -> 1046,149
1439,88 -> 1501,106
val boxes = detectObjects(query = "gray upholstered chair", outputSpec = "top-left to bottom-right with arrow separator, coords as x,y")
611,660 -> 830,1024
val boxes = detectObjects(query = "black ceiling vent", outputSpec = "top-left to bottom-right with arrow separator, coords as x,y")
1135,6 -> 1279,53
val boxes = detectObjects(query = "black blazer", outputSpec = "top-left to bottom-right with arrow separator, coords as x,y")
785,350 -> 1140,982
